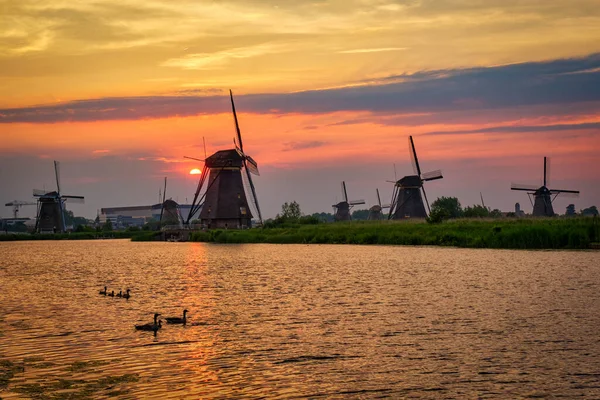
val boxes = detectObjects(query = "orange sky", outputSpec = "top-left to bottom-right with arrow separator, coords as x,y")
1,0 -> 600,217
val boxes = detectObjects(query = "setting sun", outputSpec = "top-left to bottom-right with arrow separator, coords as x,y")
189,168 -> 201,175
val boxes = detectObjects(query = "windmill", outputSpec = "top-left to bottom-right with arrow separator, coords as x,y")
368,189 -> 390,220
33,161 -> 85,233
5,200 -> 37,219
332,181 -> 365,221
511,157 -> 579,217
158,177 -> 183,227
185,90 -> 262,229
388,136 -> 443,219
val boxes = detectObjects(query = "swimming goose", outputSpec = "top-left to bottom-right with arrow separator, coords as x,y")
123,289 -> 131,299
165,309 -> 188,325
116,290 -> 123,298
99,286 -> 107,295
135,313 -> 162,332
108,290 -> 115,297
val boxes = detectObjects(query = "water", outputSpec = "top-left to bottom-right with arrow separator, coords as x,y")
1,240 -> 599,398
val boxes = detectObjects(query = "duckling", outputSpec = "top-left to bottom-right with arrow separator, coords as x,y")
116,290 -> 123,298
99,286 -> 107,295
108,290 -> 115,297
135,313 -> 162,332
165,309 -> 188,325
123,289 -> 131,300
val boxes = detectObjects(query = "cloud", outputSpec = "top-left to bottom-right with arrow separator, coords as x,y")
424,122 -> 600,136
282,141 -> 328,151
1,53 -> 599,123
337,47 -> 407,54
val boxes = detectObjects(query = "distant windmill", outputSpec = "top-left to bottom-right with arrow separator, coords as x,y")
4,200 -> 36,219
511,157 -> 579,217
333,181 -> 365,221
185,90 -> 262,229
368,189 -> 390,220
33,161 -> 84,233
388,136 -> 443,219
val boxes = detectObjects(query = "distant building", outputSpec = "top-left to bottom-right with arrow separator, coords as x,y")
515,202 -> 526,217
100,202 -> 199,229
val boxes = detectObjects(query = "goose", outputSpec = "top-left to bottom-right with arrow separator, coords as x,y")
116,290 -> 123,298
99,286 -> 107,295
123,289 -> 131,299
165,309 -> 188,325
108,290 -> 115,297
135,313 -> 162,332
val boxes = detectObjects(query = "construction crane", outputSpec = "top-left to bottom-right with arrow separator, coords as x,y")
5,200 -> 37,219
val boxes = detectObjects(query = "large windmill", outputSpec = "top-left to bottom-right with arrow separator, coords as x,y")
388,136 -> 443,219
511,157 -> 579,217
33,161 -> 85,233
185,90 -> 262,229
332,181 -> 365,221
368,189 -> 390,220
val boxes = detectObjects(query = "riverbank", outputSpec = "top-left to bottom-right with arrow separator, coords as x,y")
189,217 -> 598,250
0,231 -> 158,242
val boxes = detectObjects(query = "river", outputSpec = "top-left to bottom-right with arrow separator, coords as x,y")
1,240 -> 599,398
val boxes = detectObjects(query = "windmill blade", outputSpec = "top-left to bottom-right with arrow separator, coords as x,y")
230,89 -> 244,154
342,181 -> 348,202
376,188 -> 382,207
543,156 -> 548,187
552,191 -> 579,198
381,203 -> 391,209
63,195 -> 85,204
54,160 -> 61,195
421,186 -> 431,214
409,136 -> 422,176
422,169 -> 443,181
386,180 -> 397,184
511,183 -> 539,191
184,156 -> 205,162
480,192 -> 486,209
159,177 -> 167,224
245,155 -> 260,176
349,199 -> 366,205
243,159 -> 263,225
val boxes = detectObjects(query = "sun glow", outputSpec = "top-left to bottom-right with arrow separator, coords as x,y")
189,168 -> 201,175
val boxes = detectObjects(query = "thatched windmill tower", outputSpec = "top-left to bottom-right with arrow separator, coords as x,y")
33,161 -> 84,233
388,136 -> 443,219
185,90 -> 262,229
511,157 -> 579,216
333,181 -> 365,221
368,189 -> 390,220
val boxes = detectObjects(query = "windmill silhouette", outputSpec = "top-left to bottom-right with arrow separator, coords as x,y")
388,136 -> 443,219
511,157 -> 579,217
368,189 -> 390,220
33,161 -> 84,233
185,90 -> 262,229
333,181 -> 365,221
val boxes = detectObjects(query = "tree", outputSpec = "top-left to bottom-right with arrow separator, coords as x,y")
351,209 -> 370,220
430,197 -> 463,219
280,201 -> 302,220
581,206 -> 599,216
102,219 -> 113,232
463,205 -> 489,218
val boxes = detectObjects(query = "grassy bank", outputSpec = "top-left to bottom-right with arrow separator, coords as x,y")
0,231 -> 159,242
189,217 -> 599,250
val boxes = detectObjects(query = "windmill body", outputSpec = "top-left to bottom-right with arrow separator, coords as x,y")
199,149 -> 254,229
333,181 -> 364,221
33,161 -> 84,233
185,91 -> 262,229
511,157 -> 579,217
390,175 -> 428,219
389,136 -> 443,220
368,188 -> 390,220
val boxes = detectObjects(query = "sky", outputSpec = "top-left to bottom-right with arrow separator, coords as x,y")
1,0 -> 600,219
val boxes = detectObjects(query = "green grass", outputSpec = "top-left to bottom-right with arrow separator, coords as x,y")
189,217 -> 599,250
